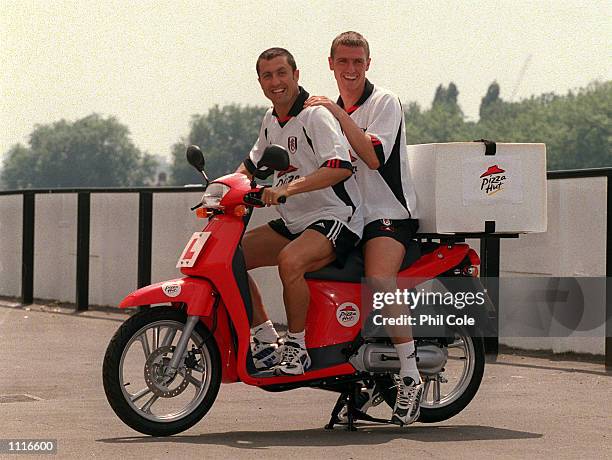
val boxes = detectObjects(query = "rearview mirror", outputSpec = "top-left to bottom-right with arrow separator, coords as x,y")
186,145 -> 205,172
258,144 -> 290,171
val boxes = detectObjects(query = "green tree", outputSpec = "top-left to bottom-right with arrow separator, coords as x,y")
170,104 -> 267,185
432,82 -> 460,112
1,114 -> 157,189
405,83 -> 474,143
1,144 -> 37,189
545,82 -> 611,169
479,81 -> 501,120
404,80 -> 611,170
474,81 -> 611,169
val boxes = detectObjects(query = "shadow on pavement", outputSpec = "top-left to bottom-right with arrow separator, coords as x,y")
98,424 -> 542,448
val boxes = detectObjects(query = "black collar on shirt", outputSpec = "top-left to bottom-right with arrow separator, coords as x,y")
336,79 -> 374,114
272,86 -> 310,127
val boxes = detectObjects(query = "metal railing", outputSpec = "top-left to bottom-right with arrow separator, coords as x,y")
0,186 -> 205,309
1,167 -> 610,368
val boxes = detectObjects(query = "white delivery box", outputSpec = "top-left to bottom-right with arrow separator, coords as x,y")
407,142 -> 547,234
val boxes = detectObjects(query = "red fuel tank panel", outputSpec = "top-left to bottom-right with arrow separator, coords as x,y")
305,280 -> 362,348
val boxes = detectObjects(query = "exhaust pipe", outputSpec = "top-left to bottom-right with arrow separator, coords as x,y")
349,343 -> 448,376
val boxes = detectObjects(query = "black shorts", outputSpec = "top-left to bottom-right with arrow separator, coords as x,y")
268,218 -> 359,267
361,218 -> 419,250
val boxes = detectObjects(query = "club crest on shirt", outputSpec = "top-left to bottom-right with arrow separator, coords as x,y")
288,136 -> 297,154
380,219 -> 393,232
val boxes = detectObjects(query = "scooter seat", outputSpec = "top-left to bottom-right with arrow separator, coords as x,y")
305,240 -> 422,283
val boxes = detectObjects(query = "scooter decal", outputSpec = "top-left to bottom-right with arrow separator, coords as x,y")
162,281 -> 182,298
176,232 -> 211,268
336,302 -> 360,327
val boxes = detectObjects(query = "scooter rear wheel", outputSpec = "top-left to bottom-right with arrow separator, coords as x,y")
103,306 -> 221,436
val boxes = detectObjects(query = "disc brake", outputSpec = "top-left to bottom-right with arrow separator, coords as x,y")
143,345 -> 192,398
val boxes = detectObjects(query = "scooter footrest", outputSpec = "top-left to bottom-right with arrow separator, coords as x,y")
250,369 -> 277,378
335,410 -> 392,425
353,411 -> 392,424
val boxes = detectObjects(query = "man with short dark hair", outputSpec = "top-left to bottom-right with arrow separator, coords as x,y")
236,47 -> 362,375
305,32 -> 423,425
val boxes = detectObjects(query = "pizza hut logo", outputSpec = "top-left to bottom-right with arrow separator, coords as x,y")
480,165 -> 506,195
336,302 -> 360,327
277,165 -> 298,178
288,136 -> 297,154
162,282 -> 182,298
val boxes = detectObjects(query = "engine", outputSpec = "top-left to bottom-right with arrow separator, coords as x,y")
349,343 -> 448,376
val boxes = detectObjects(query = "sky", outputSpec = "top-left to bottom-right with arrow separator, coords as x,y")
2,0 -> 610,159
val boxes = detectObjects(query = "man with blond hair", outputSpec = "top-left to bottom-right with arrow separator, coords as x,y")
306,32 -> 422,425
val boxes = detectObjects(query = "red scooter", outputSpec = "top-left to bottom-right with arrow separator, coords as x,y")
103,145 -> 491,436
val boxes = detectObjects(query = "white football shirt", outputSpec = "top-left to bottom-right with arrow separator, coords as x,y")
337,80 -> 418,225
246,87 -> 363,237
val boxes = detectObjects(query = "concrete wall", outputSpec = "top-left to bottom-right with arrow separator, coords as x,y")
0,175 -> 607,354
151,192 -> 207,284
500,177 -> 607,276
496,177 -> 607,355
88,194 -> 139,306
0,195 -> 22,296
33,194 -> 78,301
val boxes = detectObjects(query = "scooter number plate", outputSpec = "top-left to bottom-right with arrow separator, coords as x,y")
176,232 -> 211,268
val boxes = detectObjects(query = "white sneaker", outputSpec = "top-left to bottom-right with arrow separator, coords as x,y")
251,337 -> 282,370
274,341 -> 311,375
391,376 -> 423,426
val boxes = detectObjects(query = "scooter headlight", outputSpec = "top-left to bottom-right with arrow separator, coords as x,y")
200,183 -> 230,208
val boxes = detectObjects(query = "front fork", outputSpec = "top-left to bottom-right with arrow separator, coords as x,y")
167,315 -> 200,371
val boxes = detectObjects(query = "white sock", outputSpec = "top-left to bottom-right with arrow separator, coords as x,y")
286,330 -> 306,349
250,320 -> 279,343
395,341 -> 421,384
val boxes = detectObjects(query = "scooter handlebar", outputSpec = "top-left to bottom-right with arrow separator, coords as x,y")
243,187 -> 286,207
243,190 -> 265,207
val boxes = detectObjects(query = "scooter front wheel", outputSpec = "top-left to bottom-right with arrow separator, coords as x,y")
103,306 -> 221,436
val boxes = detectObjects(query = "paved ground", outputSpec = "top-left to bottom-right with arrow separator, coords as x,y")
0,301 -> 610,459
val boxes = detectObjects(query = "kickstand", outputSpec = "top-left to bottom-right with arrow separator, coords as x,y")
325,384 -> 359,432
346,384 -> 358,431
325,392 -> 347,430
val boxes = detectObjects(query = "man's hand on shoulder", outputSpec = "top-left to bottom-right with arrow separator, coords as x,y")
305,96 -> 344,120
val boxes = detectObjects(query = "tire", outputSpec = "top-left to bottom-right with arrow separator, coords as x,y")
102,306 -> 221,436
375,329 -> 485,423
